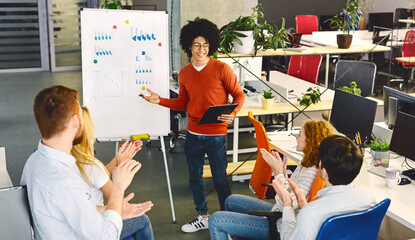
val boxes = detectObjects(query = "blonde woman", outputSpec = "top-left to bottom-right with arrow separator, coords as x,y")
71,106 -> 154,240
209,120 -> 337,240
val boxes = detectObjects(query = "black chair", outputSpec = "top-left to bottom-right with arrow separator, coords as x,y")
333,60 -> 377,97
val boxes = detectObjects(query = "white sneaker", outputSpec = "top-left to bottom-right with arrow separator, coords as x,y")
181,215 -> 209,233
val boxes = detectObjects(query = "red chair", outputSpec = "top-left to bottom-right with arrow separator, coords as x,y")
392,30 -> 415,89
287,55 -> 323,84
296,15 -> 318,34
248,111 -> 273,200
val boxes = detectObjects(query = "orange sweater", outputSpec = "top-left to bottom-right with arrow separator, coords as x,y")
159,58 -> 245,135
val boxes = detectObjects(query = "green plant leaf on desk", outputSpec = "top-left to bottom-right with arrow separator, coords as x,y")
370,139 -> 390,151
263,89 -> 274,99
338,81 -> 361,96
297,87 -> 322,106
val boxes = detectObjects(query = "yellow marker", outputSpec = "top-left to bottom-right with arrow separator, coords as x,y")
125,20 -> 129,24
131,133 -> 150,141
142,86 -> 146,90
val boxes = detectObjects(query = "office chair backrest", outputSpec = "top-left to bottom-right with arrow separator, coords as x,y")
402,30 -> 415,67
333,60 -> 376,97
248,111 -> 273,200
288,55 -> 323,84
315,198 -> 391,240
296,15 -> 318,34
307,174 -> 325,202
0,147 -> 13,188
0,186 -> 33,240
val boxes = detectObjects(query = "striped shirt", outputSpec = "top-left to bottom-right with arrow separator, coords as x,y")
272,165 -> 318,212
21,140 -> 122,240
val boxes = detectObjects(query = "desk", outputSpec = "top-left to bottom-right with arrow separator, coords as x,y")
302,30 -> 406,47
399,19 -> 415,24
217,44 -> 391,88
395,56 -> 415,63
229,71 -> 383,181
269,133 -> 415,232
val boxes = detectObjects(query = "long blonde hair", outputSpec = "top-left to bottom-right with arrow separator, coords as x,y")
71,106 -> 109,185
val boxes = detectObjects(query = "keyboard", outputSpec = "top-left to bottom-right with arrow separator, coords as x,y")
368,167 -> 386,178
402,169 -> 415,181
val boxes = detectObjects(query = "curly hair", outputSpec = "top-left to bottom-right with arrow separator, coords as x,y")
301,120 -> 337,168
180,17 -> 220,58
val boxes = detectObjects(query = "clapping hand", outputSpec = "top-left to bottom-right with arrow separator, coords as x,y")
260,148 -> 287,175
122,193 -> 153,220
117,140 -> 142,165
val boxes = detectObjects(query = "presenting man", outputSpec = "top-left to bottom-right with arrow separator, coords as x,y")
273,135 -> 376,239
21,85 -> 153,239
142,18 -> 245,233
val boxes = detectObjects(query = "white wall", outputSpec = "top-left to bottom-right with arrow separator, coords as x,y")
372,0 -> 412,12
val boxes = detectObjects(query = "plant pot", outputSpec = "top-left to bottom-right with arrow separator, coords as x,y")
336,34 -> 353,49
371,150 -> 390,167
261,96 -> 274,110
233,30 -> 255,54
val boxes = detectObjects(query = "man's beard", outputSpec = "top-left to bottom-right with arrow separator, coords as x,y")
72,119 -> 83,145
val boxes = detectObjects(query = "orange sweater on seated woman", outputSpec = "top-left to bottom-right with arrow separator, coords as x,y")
159,58 -> 245,135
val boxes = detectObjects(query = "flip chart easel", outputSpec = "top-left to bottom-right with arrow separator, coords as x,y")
81,9 -> 175,222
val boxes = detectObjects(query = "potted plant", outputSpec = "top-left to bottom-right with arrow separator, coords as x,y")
326,0 -> 364,49
370,139 -> 390,167
101,0 -> 122,9
219,3 -> 290,54
261,89 -> 274,110
297,87 -> 322,106
338,81 -> 361,96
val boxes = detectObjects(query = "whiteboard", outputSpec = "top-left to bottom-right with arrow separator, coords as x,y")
81,9 -> 170,139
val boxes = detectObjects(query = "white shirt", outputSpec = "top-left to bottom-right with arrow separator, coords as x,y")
83,161 -> 110,206
21,140 -> 122,240
280,184 -> 376,240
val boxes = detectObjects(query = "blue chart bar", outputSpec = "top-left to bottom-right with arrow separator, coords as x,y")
130,27 -> 156,41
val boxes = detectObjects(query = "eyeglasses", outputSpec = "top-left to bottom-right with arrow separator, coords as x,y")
193,42 -> 209,49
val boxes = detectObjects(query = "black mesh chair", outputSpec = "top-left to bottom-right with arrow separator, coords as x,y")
333,60 -> 377,97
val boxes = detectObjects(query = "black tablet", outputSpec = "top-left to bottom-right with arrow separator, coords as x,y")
197,104 -> 238,125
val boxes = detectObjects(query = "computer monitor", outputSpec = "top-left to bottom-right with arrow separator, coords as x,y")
330,89 -> 378,145
368,12 -> 394,31
383,86 -> 415,128
390,111 -> 415,161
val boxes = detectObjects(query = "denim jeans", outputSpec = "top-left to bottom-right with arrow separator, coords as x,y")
185,131 -> 231,215
209,194 -> 276,240
120,214 -> 154,240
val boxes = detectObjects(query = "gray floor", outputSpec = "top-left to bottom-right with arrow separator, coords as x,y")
0,60 -> 412,239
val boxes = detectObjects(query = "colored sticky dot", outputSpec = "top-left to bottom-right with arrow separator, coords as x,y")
158,42 -> 162,46
142,51 -> 145,55
142,86 -> 146,90
93,59 -> 97,64
113,25 -> 117,29
125,20 -> 129,24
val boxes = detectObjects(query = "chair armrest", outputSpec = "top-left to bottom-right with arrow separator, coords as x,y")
248,210 -> 282,240
248,210 -> 282,219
